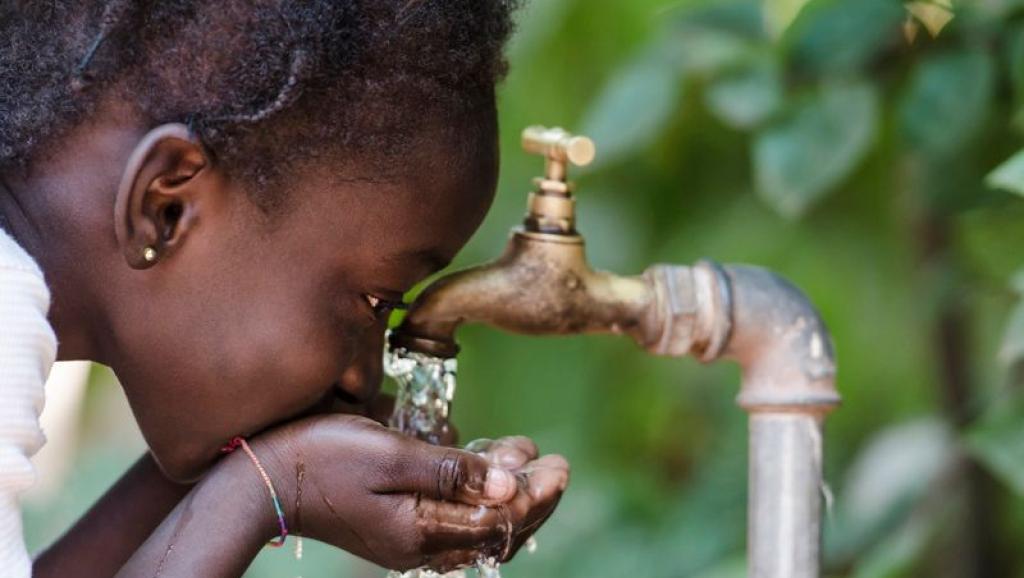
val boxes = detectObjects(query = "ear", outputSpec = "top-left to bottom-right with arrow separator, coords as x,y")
114,123 -> 210,269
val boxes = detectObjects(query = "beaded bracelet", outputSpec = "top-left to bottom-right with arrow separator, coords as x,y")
221,436 -> 289,548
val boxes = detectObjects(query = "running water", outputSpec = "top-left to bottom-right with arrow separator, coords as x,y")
385,343 -> 457,446
384,334 -> 530,578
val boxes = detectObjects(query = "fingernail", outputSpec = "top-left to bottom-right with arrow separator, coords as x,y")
485,467 -> 515,500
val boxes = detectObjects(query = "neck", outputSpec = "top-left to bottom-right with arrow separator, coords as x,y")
0,173 -> 39,253
0,98 -> 147,366
0,167 -> 112,363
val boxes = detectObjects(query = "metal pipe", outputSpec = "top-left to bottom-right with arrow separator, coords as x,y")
643,263 -> 838,578
748,413 -> 825,578
726,265 -> 837,578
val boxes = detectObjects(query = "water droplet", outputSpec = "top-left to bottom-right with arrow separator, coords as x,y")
476,558 -> 502,578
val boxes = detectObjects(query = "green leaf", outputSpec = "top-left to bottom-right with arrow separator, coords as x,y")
670,0 -> 764,41
986,149 -> 1024,197
704,56 -> 782,129
763,0 -> 813,39
966,390 -> 1024,495
849,508 -> 945,578
1008,25 -> 1024,102
783,0 -> 905,76
826,419 -> 953,566
580,48 -> 682,168
999,290 -> 1024,367
905,1 -> 955,38
753,80 -> 878,218
666,0 -> 763,76
899,50 -> 994,157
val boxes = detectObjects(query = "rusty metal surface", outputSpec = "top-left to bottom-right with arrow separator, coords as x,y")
390,229 -> 654,356
721,265 -> 839,413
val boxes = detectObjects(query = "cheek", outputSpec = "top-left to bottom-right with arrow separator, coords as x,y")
224,298 -> 358,410
337,324 -> 386,401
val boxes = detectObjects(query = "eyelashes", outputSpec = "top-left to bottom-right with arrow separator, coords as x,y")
363,294 -> 409,317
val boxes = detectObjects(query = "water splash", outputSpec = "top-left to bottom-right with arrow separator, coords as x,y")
383,336 -> 517,578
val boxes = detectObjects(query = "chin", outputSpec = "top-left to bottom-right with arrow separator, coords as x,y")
150,442 -> 217,484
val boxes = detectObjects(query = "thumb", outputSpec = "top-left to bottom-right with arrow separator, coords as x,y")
382,439 -> 518,505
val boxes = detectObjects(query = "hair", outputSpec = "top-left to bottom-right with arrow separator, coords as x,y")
0,0 -> 519,209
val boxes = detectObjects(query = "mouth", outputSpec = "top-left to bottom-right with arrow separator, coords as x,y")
333,383 -> 363,405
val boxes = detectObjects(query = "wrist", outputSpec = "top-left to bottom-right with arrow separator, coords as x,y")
208,447 -> 285,545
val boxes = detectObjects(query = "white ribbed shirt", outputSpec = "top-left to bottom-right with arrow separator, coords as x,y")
0,226 -> 56,578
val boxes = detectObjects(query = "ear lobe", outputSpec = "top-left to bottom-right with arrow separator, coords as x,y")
114,123 -> 209,269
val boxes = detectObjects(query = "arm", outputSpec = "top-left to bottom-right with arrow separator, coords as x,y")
33,454 -> 193,578
118,414 -> 568,577
33,393 -> 395,577
115,450 -> 275,578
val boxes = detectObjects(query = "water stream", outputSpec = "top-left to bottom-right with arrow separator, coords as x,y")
383,334 -> 509,578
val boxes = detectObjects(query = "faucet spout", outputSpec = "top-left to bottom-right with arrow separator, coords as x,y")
390,229 -> 654,357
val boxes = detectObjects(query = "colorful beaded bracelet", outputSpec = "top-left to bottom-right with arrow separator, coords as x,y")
221,436 -> 289,548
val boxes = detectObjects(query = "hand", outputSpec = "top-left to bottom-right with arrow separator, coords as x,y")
251,414 -> 569,571
464,436 -> 567,559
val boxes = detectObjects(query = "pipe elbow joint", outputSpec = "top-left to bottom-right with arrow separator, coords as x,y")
642,262 -> 839,413
724,265 -> 839,413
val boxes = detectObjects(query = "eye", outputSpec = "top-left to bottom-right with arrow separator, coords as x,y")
363,294 -> 409,317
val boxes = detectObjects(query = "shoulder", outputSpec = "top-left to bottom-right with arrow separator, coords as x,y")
0,227 -> 46,279
0,227 -> 56,367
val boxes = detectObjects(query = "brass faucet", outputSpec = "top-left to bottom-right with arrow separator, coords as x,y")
390,125 -> 840,578
389,126 -> 659,357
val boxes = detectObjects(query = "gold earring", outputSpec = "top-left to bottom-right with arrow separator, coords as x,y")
142,246 -> 158,263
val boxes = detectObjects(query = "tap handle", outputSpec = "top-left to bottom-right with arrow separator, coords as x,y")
522,126 -> 596,168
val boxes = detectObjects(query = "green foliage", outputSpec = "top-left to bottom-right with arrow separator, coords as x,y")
899,49 -> 994,157
965,271 -> 1024,495
581,47 -> 682,168
782,0 -> 904,76
753,80 -> 878,218
704,55 -> 782,129
967,391 -> 1024,495
987,150 -> 1024,197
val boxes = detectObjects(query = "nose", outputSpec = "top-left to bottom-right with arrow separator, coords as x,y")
335,327 -> 385,404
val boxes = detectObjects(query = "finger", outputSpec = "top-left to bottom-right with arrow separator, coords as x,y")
506,493 -> 562,560
419,455 -> 568,559
518,454 -> 570,495
497,455 -> 570,561
422,549 -> 480,574
463,438 -> 494,454
413,500 -> 507,554
495,436 -> 539,461
382,439 -> 518,504
483,436 -> 539,469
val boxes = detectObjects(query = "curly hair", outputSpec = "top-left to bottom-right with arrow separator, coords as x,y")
0,0 -> 519,209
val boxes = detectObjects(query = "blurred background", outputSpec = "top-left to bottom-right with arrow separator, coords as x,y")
23,0 -> 1024,576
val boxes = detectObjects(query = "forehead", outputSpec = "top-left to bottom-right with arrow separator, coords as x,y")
269,116 -> 499,282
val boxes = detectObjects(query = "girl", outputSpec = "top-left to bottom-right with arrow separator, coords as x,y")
0,1 -> 568,576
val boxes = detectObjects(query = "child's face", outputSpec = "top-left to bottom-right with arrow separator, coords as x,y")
115,120 -> 498,481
